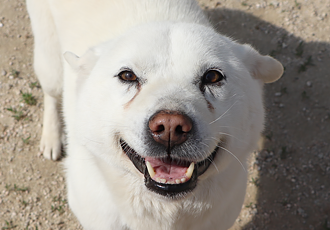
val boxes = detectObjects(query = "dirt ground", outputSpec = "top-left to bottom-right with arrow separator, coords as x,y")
0,0 -> 329,229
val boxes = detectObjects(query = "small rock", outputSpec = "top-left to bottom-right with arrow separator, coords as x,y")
1,70 -> 6,76
306,81 -> 312,87
270,1 -> 279,7
297,208 -> 308,218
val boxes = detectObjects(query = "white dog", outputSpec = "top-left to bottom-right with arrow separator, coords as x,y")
27,0 -> 283,229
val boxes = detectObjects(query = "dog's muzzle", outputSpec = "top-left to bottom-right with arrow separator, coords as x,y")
120,110 -> 221,198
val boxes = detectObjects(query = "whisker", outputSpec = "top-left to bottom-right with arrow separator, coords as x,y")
209,100 -> 238,125
217,145 -> 246,172
199,142 -> 209,148
229,93 -> 238,98
211,161 -> 219,173
205,137 -> 218,146
201,148 -> 209,164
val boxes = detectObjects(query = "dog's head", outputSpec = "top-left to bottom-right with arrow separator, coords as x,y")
65,22 -> 283,198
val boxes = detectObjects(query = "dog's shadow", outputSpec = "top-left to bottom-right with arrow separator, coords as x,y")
205,8 -> 330,230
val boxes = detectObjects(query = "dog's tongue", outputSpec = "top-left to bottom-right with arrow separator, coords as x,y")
145,157 -> 194,184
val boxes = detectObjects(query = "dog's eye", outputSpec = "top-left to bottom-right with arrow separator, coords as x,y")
202,70 -> 225,84
118,71 -> 138,82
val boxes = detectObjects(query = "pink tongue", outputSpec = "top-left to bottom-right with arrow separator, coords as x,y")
145,157 -> 188,181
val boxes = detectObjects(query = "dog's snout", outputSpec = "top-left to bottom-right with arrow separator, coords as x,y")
149,111 -> 192,149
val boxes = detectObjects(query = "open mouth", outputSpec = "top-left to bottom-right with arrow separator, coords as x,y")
120,139 -> 219,197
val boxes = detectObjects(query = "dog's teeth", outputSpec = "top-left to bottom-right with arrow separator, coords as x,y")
181,178 -> 186,183
168,181 -> 175,184
175,179 -> 181,184
185,162 -> 194,179
146,161 -> 156,178
160,178 -> 166,183
155,178 -> 161,183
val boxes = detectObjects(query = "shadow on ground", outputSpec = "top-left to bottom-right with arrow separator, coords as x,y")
206,8 -> 330,230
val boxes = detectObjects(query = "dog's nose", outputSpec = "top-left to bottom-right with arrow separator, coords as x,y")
148,111 -> 192,149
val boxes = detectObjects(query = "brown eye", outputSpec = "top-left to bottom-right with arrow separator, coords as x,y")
202,70 -> 225,84
118,71 -> 137,82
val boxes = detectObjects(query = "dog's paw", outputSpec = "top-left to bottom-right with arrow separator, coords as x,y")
40,133 -> 62,160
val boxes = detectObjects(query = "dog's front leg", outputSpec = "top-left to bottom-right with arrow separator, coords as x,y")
27,0 -> 64,160
40,93 -> 62,160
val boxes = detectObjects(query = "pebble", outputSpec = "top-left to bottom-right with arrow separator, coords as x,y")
306,81 -> 312,87
1,70 -> 6,76
271,1 -> 280,7
297,208 -> 308,218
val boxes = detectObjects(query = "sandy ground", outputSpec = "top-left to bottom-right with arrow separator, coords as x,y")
0,0 -> 329,229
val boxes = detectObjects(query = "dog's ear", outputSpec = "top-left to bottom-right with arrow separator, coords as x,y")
64,48 -> 99,78
235,44 -> 284,83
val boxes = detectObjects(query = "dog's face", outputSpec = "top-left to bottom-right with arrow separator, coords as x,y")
65,22 -> 283,198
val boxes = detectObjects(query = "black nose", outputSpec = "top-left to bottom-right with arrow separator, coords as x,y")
148,111 -> 192,149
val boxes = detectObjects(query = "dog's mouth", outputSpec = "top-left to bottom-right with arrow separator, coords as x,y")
120,139 -> 219,197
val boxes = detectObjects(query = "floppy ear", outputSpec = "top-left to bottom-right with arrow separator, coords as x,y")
235,44 -> 284,83
64,48 -> 100,78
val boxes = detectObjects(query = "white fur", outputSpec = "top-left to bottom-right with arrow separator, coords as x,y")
27,0 -> 283,229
